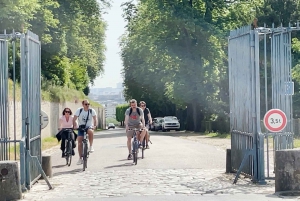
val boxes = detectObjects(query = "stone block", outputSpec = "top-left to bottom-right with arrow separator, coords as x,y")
0,161 -> 22,200
42,155 -> 52,178
275,148 -> 300,192
226,149 -> 232,173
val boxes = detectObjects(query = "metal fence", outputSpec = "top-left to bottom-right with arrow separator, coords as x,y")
0,30 -> 51,191
228,25 -> 260,182
228,23 -> 300,183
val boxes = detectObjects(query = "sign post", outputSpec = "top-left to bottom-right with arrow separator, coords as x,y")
263,109 -> 287,132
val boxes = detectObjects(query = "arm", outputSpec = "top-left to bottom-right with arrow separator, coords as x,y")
148,113 -> 152,124
140,109 -> 145,127
73,115 -> 78,129
124,114 -> 129,130
58,118 -> 63,130
93,115 -> 97,129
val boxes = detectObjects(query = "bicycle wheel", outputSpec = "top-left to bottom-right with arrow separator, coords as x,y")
83,143 -> 87,171
142,138 -> 146,159
67,141 -> 72,166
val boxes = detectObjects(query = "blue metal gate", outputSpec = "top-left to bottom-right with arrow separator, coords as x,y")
0,30 -> 51,191
21,30 -> 43,190
228,23 -> 300,183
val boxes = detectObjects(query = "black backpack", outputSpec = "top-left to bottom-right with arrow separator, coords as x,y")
129,107 -> 141,116
78,108 -> 92,118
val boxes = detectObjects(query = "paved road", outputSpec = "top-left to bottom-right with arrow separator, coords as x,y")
22,129 -> 295,201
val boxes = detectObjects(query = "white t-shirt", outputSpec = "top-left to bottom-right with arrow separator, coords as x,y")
75,108 -> 97,127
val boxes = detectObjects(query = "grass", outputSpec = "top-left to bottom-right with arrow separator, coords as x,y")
205,132 -> 231,139
294,138 -> 300,148
41,137 -> 59,151
8,79 -> 101,107
8,136 -> 59,160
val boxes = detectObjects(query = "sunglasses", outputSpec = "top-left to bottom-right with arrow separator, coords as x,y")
65,111 -> 71,113
85,103 -> 90,106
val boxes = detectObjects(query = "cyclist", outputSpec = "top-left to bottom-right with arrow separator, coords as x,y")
124,99 -> 145,160
57,108 -> 77,158
139,101 -> 152,149
73,99 -> 97,165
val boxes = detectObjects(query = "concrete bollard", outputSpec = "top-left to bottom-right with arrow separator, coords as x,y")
226,149 -> 232,173
0,161 -> 22,200
42,155 -> 52,179
275,149 -> 300,192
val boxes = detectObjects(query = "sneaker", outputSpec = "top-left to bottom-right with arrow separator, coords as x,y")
89,146 -> 94,153
76,159 -> 83,165
127,154 -> 133,160
146,145 -> 150,149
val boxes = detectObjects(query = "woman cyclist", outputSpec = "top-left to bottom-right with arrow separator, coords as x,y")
56,108 -> 77,157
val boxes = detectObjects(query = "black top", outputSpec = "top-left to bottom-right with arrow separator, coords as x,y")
143,108 -> 150,124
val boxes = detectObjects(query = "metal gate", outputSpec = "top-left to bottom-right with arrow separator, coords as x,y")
228,23 -> 300,183
0,30 -> 51,191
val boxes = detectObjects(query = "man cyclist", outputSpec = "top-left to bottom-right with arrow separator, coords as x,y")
73,99 -> 97,165
124,99 -> 146,160
139,101 -> 152,149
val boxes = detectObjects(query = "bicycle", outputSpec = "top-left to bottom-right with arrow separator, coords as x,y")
129,128 -> 142,165
60,128 -> 75,166
78,127 -> 89,171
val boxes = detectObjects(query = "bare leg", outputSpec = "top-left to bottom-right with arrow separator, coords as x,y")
127,136 -> 132,153
77,136 -> 83,159
87,129 -> 94,147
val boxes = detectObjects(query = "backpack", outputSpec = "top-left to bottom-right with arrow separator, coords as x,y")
79,108 -> 92,116
129,107 -> 141,116
78,108 -> 92,122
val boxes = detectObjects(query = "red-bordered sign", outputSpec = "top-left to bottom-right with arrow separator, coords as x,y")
263,109 -> 287,132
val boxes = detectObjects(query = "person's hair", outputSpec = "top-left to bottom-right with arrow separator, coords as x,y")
139,101 -> 146,106
82,99 -> 89,105
130,99 -> 137,104
62,108 -> 73,115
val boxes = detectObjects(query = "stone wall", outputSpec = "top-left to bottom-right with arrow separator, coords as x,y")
8,101 -> 105,140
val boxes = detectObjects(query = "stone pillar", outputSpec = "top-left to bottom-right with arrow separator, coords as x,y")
275,149 -> 300,192
226,149 -> 232,173
42,155 -> 52,178
0,161 -> 22,200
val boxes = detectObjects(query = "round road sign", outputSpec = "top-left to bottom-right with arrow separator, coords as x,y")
41,110 -> 49,130
263,109 -> 287,132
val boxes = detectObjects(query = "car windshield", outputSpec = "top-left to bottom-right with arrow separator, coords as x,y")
164,117 -> 177,121
108,123 -> 114,126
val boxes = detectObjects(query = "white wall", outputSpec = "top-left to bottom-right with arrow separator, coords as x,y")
8,101 -> 105,140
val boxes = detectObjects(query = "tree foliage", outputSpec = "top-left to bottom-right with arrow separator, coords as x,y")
116,104 -> 129,126
120,0 -> 300,132
1,0 -> 108,94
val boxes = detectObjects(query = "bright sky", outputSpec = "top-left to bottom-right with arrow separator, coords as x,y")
92,1 -> 127,88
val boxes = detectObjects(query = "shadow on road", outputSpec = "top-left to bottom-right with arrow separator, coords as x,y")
52,165 -> 66,169
104,162 -> 134,169
53,168 -> 82,177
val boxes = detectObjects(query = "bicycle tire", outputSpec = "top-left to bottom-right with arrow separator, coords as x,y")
83,143 -> 87,171
67,141 -> 72,166
65,140 -> 69,165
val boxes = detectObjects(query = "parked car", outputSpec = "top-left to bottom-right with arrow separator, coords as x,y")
152,117 -> 163,131
108,123 -> 115,129
161,116 -> 180,132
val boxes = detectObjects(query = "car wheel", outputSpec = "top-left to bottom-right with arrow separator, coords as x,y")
176,129 -> 180,131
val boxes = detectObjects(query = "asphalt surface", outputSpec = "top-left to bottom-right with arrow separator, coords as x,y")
22,128 -> 297,201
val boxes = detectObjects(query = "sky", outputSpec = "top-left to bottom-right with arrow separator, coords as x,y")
91,1 -> 127,89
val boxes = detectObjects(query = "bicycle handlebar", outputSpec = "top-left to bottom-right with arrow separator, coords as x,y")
128,128 -> 144,131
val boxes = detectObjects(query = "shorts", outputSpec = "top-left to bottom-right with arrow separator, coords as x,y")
78,126 -> 94,137
126,123 -> 143,138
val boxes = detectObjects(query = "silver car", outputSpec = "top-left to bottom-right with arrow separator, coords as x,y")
161,116 -> 180,132
152,117 -> 163,131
